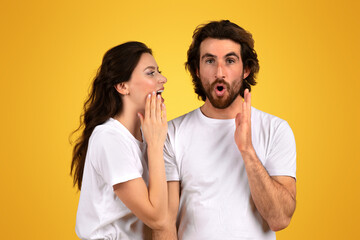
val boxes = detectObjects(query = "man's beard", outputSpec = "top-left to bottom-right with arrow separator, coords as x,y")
202,76 -> 243,109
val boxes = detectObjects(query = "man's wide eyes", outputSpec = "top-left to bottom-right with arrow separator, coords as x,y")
205,59 -> 215,64
226,58 -> 236,64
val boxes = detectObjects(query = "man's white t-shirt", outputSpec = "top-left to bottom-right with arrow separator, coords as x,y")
164,107 -> 296,240
75,118 -> 151,240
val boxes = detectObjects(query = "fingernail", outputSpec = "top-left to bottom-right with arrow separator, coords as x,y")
157,94 -> 160,99
152,91 -> 156,95
148,94 -> 151,98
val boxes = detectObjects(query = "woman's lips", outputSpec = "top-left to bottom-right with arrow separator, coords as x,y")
156,89 -> 164,103
156,89 -> 164,94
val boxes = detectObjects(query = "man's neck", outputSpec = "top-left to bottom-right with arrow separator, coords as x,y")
200,96 -> 244,119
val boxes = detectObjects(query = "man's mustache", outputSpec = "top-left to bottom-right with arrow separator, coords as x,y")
210,78 -> 231,90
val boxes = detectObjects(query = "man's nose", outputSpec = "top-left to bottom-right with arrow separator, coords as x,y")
216,63 -> 225,79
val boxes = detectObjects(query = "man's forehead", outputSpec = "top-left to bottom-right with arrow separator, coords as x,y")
199,38 -> 241,56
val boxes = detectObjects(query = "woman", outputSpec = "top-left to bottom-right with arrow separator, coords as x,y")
71,41 -> 168,239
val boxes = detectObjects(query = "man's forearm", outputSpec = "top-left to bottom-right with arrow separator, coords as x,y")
241,148 -> 296,231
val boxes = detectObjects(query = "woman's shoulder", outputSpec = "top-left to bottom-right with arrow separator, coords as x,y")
90,119 -> 128,145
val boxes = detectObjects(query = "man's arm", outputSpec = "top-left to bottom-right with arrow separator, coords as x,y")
152,181 -> 180,239
235,89 -> 296,231
242,150 -> 296,231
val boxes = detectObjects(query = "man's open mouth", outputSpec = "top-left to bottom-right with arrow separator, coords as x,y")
217,86 -> 224,91
214,84 -> 226,97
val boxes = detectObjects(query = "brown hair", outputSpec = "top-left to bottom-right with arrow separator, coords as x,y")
71,42 -> 152,190
185,20 -> 260,100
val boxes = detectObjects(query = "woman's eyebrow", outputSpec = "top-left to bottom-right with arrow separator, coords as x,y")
143,66 -> 156,71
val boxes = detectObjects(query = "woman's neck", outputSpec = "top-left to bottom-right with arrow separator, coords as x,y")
113,104 -> 143,142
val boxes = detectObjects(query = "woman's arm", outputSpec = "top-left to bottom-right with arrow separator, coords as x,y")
114,92 -> 168,230
152,181 -> 180,239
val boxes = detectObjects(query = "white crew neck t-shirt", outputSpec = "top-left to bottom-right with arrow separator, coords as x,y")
164,107 -> 296,240
75,118 -> 151,240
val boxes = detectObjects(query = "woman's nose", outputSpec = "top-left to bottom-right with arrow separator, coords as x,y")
158,74 -> 167,84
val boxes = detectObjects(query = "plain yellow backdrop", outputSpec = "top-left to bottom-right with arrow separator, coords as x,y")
1,0 -> 359,239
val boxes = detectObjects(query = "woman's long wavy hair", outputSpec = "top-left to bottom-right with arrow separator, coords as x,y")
71,41 -> 152,190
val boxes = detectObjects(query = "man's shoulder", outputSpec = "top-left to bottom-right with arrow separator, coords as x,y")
166,108 -> 201,139
252,107 -> 286,125
168,108 -> 199,126
251,107 -> 293,138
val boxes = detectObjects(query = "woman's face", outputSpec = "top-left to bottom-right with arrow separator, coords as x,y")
126,53 -> 167,110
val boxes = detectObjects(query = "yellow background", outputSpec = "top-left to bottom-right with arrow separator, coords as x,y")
1,0 -> 359,239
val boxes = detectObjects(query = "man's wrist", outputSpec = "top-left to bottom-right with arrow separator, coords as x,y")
239,146 -> 257,160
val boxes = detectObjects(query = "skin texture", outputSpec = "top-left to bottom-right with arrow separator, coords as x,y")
235,89 -> 296,231
112,53 -> 169,230
115,53 -> 167,141
153,38 -> 296,238
198,38 -> 249,111
151,181 -> 180,239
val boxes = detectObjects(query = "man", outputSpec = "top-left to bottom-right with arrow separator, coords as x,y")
154,20 -> 296,240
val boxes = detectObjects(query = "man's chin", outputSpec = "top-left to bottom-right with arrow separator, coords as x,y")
208,98 -> 232,109
204,88 -> 241,109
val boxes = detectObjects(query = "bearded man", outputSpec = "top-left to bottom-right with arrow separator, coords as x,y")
154,20 -> 297,240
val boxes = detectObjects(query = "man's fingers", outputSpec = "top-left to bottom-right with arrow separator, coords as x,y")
242,89 -> 251,120
246,89 -> 251,111
235,112 -> 241,126
242,100 -> 248,120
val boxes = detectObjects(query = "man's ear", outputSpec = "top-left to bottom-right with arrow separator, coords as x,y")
114,82 -> 129,95
196,68 -> 200,78
243,67 -> 251,79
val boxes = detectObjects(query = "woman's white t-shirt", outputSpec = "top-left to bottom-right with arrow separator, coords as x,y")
75,118 -> 151,240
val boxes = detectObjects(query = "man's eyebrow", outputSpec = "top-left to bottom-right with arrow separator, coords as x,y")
143,66 -> 156,71
225,52 -> 240,59
201,53 -> 216,60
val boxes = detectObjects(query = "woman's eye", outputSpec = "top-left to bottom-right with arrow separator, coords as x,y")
147,71 -> 155,76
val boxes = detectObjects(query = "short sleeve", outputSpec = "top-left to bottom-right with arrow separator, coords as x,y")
90,130 -> 142,186
164,121 -> 180,181
265,121 -> 297,179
